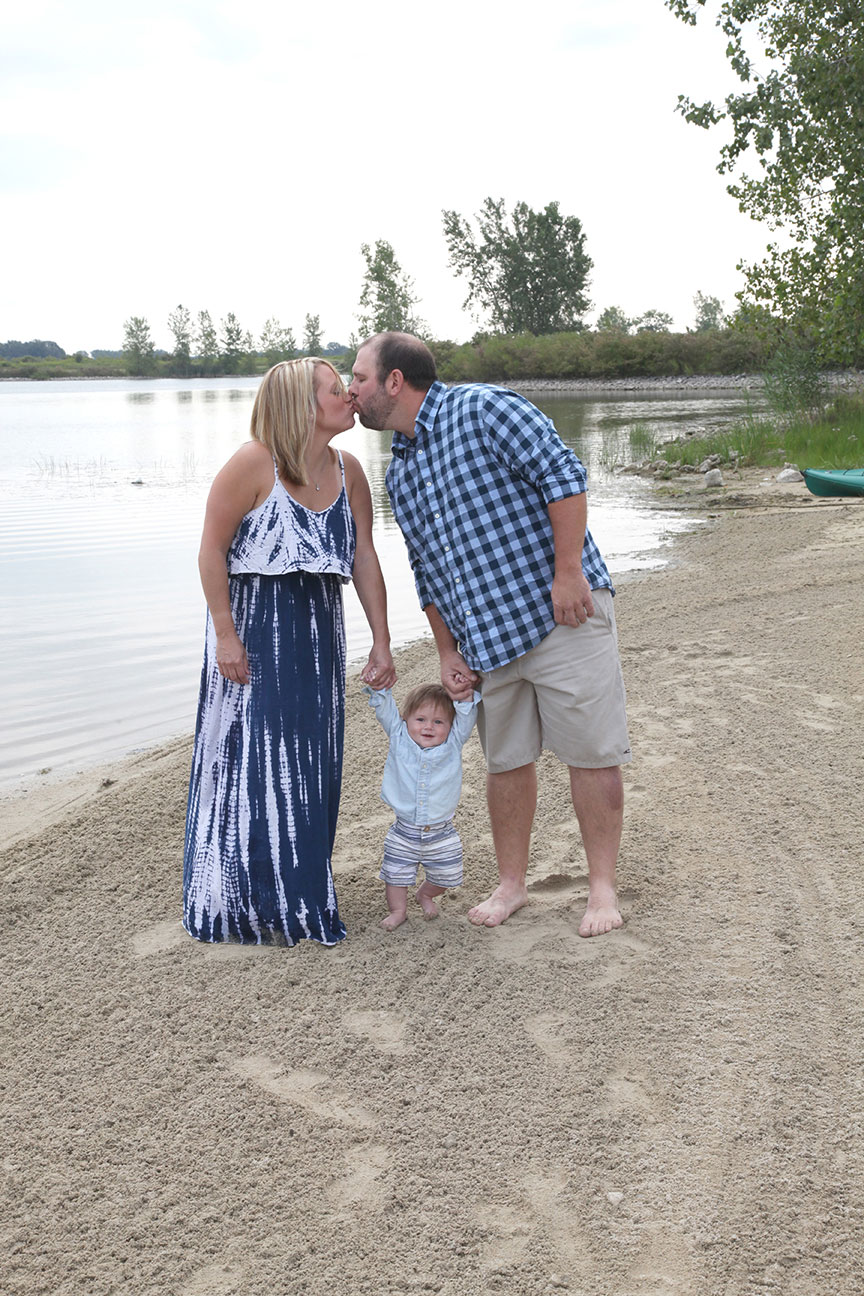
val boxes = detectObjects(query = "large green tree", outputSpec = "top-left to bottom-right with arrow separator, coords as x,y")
220,312 -> 246,373
122,316 -> 155,375
167,304 -> 193,374
260,318 -> 297,367
356,240 -> 426,339
303,313 -> 323,354
195,310 -> 219,373
692,290 -> 725,332
667,0 -> 864,362
596,306 -> 635,334
634,309 -> 674,334
442,198 -> 592,336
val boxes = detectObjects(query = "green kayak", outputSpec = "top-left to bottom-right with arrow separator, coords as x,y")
802,468 -> 864,498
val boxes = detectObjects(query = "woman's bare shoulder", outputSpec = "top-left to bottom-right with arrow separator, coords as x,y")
209,440 -> 274,507
340,449 -> 367,483
231,439 -> 273,468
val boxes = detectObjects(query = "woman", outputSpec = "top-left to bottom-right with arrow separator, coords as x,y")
183,358 -> 396,945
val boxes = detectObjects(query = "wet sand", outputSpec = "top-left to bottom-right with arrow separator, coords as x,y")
3,470 -> 863,1295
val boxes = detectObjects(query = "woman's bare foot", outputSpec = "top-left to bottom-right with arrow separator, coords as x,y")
380,910 -> 407,931
415,882 -> 443,920
467,882 -> 528,928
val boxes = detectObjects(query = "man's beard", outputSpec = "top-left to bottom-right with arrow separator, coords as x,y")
355,389 -> 398,432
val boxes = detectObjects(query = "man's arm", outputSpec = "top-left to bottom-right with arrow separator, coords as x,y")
548,494 -> 595,625
423,604 -> 478,700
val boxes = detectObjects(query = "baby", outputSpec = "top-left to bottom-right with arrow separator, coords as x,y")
365,683 -> 479,930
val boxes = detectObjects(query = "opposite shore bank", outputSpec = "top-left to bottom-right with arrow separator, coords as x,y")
4,370 -> 864,394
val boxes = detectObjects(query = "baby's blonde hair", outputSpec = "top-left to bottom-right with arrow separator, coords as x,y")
401,684 -> 455,724
249,357 -> 345,485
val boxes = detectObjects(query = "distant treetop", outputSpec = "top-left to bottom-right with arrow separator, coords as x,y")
0,339 -> 66,359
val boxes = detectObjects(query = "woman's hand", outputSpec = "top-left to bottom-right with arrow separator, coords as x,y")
360,644 -> 396,689
216,630 -> 250,685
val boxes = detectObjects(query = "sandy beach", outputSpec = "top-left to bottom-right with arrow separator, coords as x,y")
3,470 -> 863,1296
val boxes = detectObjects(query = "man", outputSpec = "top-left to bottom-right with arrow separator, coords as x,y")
349,332 -> 631,936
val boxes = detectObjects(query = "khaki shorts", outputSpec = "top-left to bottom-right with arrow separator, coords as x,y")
476,591 -> 631,773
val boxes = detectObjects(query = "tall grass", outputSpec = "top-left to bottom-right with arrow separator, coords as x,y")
784,395 -> 864,468
659,394 -> 864,468
599,422 -> 660,469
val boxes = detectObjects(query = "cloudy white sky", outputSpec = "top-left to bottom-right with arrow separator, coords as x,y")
1,0 -> 773,353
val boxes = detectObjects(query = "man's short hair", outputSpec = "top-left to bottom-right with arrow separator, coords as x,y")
364,332 -> 437,391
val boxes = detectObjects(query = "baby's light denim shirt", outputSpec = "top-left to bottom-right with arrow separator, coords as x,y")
365,687 -> 480,826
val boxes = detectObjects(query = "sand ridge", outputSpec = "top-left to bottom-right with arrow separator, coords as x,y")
2,479 -> 863,1295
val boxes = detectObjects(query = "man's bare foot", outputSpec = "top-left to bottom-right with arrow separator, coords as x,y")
467,883 -> 528,928
380,911 -> 407,931
578,889 -> 623,938
415,886 -> 440,920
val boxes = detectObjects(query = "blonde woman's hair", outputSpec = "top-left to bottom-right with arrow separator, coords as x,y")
249,357 -> 345,485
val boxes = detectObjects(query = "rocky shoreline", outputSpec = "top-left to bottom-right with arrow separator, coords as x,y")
508,370 -> 864,395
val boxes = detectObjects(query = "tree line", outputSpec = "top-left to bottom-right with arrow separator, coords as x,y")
119,309 -> 346,378
10,11 -> 864,386
114,204 -> 737,379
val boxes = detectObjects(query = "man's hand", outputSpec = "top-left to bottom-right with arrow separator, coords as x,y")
440,649 -> 478,700
551,570 -> 595,626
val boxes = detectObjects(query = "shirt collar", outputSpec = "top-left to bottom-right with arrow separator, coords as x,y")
390,381 -> 447,459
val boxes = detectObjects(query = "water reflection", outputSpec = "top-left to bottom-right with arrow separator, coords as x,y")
0,376 -> 758,786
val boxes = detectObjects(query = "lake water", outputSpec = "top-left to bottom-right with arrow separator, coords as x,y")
0,377 -> 763,787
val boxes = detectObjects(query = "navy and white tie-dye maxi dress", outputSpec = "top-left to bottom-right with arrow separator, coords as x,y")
183,453 -> 355,945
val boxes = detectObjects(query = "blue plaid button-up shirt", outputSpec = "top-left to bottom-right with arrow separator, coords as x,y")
385,381 -> 613,672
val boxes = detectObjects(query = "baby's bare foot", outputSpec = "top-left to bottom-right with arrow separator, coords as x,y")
415,890 -> 440,920
380,911 -> 407,931
415,881 -> 446,920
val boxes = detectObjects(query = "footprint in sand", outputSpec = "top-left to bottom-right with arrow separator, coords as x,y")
343,1009 -> 408,1055
522,1167 -> 594,1276
230,1056 -> 375,1129
329,1141 -> 389,1213
476,1168 -> 593,1282
131,918 -> 187,957
524,1012 -> 572,1067
179,1259 -> 246,1295
487,872 -> 649,976
625,1222 -> 706,1294
601,1068 -> 658,1117
474,1203 -> 532,1275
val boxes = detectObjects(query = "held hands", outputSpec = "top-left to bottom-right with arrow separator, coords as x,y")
360,645 -> 396,689
551,570 -> 595,627
441,650 -> 478,701
216,630 -> 250,685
